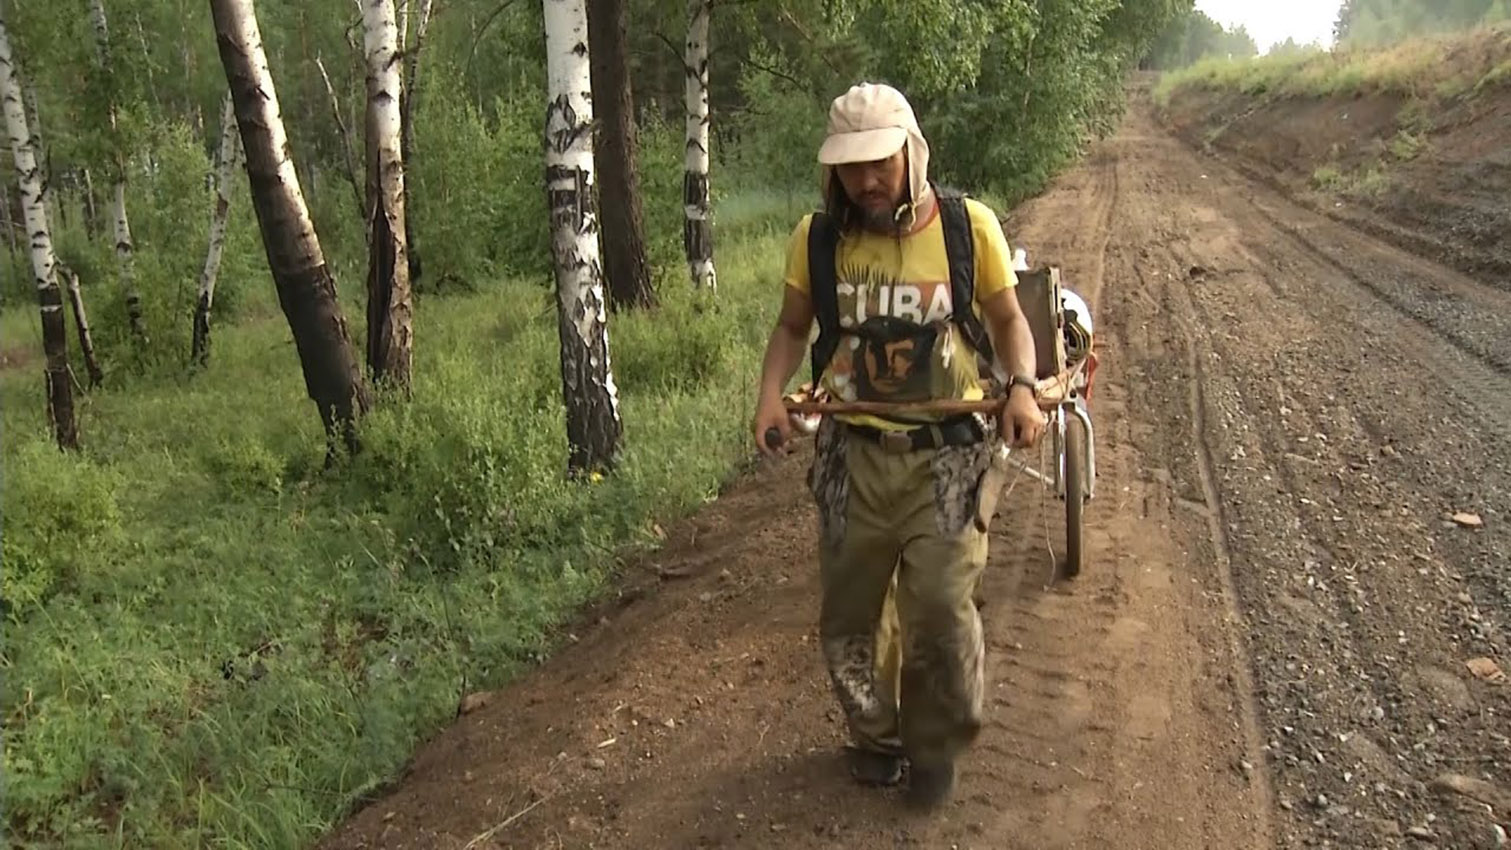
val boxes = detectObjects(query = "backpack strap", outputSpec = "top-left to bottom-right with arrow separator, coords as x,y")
935,186 -> 994,362
807,190 -> 993,391
807,211 -> 842,389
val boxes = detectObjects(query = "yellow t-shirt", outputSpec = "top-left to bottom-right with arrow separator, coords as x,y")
782,197 -> 1018,431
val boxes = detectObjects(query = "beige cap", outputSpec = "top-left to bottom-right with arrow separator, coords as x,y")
817,82 -> 917,165
817,82 -> 931,220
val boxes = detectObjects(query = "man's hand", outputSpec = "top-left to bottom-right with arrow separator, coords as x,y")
752,392 -> 793,456
754,286 -> 816,456
1001,385 -> 1046,448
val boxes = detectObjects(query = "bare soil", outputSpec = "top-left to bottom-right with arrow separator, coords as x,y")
1159,81 -> 1511,285
318,87 -> 1511,849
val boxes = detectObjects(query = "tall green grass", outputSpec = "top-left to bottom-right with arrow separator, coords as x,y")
0,194 -> 801,848
1154,22 -> 1511,105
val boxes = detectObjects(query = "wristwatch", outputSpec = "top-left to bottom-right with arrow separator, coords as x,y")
1007,373 -> 1038,398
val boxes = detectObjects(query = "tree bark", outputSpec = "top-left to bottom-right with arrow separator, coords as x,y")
0,10 -> 78,450
400,0 -> 433,292
682,0 -> 715,290
1,184 -> 16,261
544,0 -> 623,477
587,0 -> 655,311
363,0 -> 413,393
60,264 -> 104,387
193,92 -> 241,369
210,0 -> 370,455
19,75 -> 56,237
89,0 -> 148,344
82,167 -> 101,238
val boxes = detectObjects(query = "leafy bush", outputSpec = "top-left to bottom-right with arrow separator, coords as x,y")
1,441 -> 127,613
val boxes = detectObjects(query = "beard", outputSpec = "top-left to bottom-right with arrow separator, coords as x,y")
857,199 -> 909,233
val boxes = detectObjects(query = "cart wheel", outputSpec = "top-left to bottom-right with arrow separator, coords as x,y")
1063,411 -> 1088,579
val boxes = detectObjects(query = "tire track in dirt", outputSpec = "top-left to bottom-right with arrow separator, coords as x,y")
1114,100 -> 1511,849
1009,136 -> 1277,850
1245,195 -> 1511,376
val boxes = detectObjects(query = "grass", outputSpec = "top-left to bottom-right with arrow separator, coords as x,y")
1154,22 -> 1511,106
1151,25 -> 1510,206
0,191 -> 802,849
1311,162 -> 1392,198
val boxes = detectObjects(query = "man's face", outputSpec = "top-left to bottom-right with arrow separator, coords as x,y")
835,148 -> 907,225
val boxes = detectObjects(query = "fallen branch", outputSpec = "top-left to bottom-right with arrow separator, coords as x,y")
462,797 -> 547,849
314,54 -> 364,215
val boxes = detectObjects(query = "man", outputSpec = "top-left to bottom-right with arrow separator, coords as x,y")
751,81 -> 1045,809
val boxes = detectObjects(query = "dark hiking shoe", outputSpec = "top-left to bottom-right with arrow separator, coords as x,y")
905,757 -> 957,810
844,746 -> 906,786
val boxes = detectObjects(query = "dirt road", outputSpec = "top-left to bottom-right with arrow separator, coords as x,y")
319,92 -> 1510,849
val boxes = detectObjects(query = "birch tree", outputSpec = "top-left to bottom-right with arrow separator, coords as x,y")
587,0 -> 655,311
192,92 -> 241,368
0,10 -> 77,450
363,0 -> 413,392
544,0 -> 622,476
19,75 -> 53,234
400,0 -> 433,291
210,0 -> 371,455
682,0 -> 715,291
61,264 -> 104,388
0,184 -> 14,261
88,0 -> 147,344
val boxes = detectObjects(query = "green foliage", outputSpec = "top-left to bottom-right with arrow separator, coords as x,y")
914,0 -> 1188,202
405,77 -> 551,290
1146,7 -> 1259,70
1389,128 -> 1428,160
0,441 -> 127,613
721,45 -> 828,202
632,109 -> 698,275
706,0 -> 1189,206
1311,160 -> 1392,197
1155,24 -> 1511,103
1336,0 -> 1511,47
847,0 -> 1007,100
0,205 -> 792,848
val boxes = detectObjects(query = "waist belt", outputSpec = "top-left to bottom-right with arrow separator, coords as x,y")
844,417 -> 985,453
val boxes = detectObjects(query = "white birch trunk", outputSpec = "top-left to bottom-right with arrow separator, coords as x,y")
363,0 -> 412,390
88,0 -> 109,55
20,77 -> 53,233
89,0 -> 147,343
398,0 -> 410,53
0,10 -> 77,448
193,92 -> 241,367
544,0 -> 622,476
110,180 -> 144,338
682,0 -> 715,291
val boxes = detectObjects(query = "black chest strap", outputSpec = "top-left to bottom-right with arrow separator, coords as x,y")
807,186 -> 993,389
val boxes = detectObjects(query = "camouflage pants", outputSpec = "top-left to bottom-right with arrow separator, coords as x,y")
807,416 -> 994,764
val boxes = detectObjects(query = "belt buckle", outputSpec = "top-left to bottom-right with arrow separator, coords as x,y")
879,430 -> 913,454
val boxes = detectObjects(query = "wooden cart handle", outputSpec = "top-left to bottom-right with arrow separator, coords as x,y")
781,399 -> 1008,417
